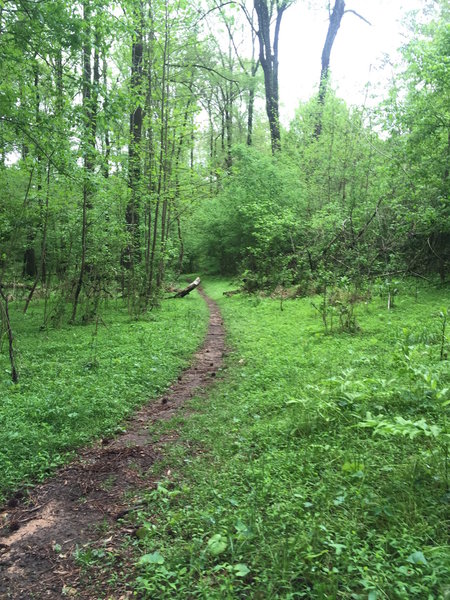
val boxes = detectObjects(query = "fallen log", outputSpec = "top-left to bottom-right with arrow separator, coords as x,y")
174,277 -> 201,298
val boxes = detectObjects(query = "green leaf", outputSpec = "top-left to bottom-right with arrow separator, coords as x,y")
138,551 -> 165,565
234,563 -> 250,577
207,534 -> 228,556
407,551 -> 428,565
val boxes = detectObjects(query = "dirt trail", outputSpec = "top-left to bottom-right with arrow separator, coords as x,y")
0,288 -> 225,600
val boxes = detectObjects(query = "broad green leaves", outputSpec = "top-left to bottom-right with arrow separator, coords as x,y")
139,551 -> 165,565
207,533 -> 227,556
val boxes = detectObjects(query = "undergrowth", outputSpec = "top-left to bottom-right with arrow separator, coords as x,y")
0,293 -> 208,502
123,279 -> 449,599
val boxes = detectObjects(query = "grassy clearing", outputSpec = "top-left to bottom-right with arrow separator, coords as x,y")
0,293 -> 208,502
123,279 -> 449,599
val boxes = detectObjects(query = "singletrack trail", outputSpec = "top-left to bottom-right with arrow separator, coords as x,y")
0,288 -> 226,599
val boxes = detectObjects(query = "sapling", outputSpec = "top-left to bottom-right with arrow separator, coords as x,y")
439,307 -> 448,361
0,283 -> 19,383
311,284 -> 330,333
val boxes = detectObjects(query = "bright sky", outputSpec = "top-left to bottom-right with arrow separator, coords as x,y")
278,0 -> 429,122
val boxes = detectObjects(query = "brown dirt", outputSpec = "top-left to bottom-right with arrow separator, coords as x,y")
0,288 -> 226,600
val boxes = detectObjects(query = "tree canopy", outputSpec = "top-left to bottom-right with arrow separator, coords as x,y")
0,0 -> 448,336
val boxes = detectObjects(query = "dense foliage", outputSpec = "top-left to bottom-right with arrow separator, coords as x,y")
0,2 -> 448,321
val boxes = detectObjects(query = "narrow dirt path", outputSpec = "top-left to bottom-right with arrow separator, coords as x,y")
0,288 -> 225,600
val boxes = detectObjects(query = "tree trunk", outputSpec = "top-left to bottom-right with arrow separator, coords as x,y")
315,0 -> 345,137
174,277 -> 201,298
24,162 -> 51,314
102,55 -> 111,178
149,4 -> 169,297
71,0 -> 98,323
23,247 -> 37,278
125,1 -> 144,266
318,0 -> 345,106
254,0 -> 287,153
176,211 -> 184,275
247,73 -> 256,146
247,23 -> 259,146
0,284 -> 19,383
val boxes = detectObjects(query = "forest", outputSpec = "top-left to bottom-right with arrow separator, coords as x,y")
0,0 -> 449,598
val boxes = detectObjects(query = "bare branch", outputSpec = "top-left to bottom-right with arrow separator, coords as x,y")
352,197 -> 383,246
214,0 -> 248,73
239,2 -> 258,34
344,9 -> 372,25
167,63 -> 240,85
194,1 -> 237,26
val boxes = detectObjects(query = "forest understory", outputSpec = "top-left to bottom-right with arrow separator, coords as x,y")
0,278 -> 449,599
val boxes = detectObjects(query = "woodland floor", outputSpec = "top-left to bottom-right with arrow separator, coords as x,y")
0,288 -> 225,600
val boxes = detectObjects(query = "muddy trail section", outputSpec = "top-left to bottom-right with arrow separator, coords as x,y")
0,288 -> 226,600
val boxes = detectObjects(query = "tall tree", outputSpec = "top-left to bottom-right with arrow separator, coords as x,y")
318,0 -> 345,108
253,0 -> 291,153
71,0 -> 100,322
126,0 -> 144,268
316,1 -> 370,136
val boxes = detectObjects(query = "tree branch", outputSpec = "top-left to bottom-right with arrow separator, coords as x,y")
344,9 -> 371,25
239,3 -> 258,34
168,63 -> 240,85
351,197 -> 383,247
195,2 -> 237,26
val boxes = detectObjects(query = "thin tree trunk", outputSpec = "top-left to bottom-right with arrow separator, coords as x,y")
144,7 -> 155,287
225,91 -> 232,169
315,0 -> 345,137
171,98 -> 193,276
71,0 -> 97,323
225,43 -> 233,168
176,211 -> 184,275
24,161 -> 51,314
149,4 -> 169,296
56,47 -> 63,114
254,0 -> 286,153
102,55 -> 111,178
247,83 -> 256,146
23,65 -> 40,280
125,1 -> 144,267
0,284 -> 19,383
156,76 -> 171,289
23,163 -> 38,279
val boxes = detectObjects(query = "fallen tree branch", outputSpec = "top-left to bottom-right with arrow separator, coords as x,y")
351,197 -> 384,247
174,277 -> 201,298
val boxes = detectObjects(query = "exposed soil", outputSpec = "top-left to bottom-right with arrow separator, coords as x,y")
0,288 -> 226,600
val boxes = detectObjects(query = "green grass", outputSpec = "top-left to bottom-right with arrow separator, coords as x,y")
127,279 -> 449,599
0,292 -> 209,502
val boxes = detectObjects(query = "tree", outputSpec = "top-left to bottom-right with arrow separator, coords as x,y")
315,0 -> 370,136
382,2 -> 449,280
125,0 -> 145,269
252,0 -> 291,153
71,0 -> 101,322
